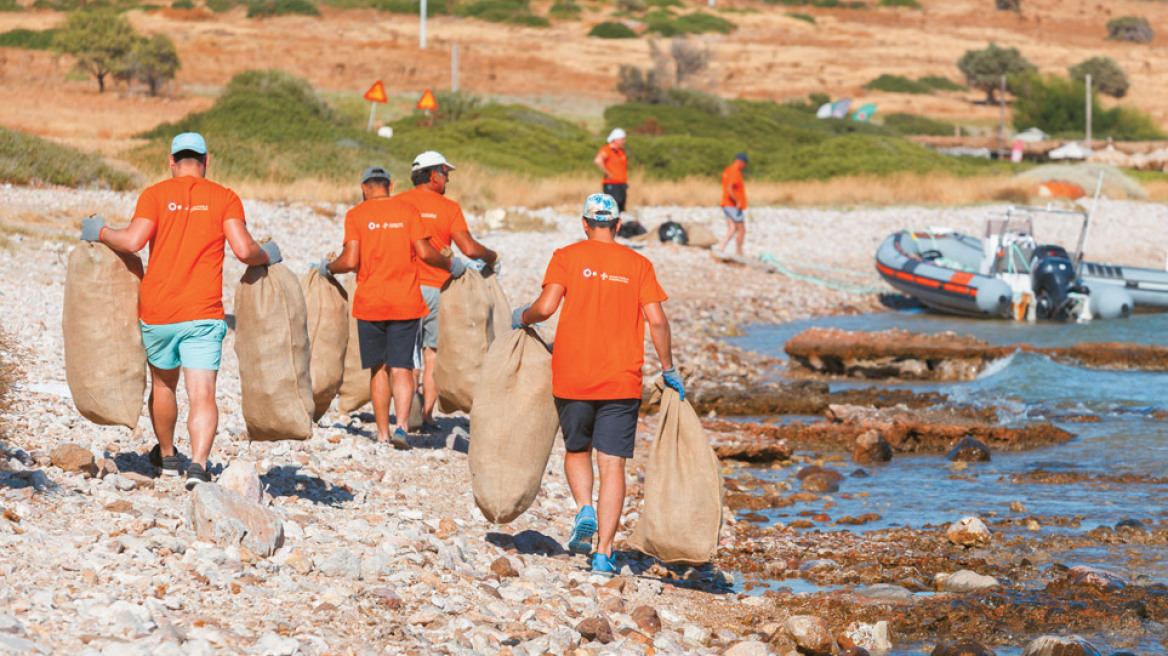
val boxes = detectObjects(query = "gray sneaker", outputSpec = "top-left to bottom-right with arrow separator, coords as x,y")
185,462 -> 211,490
148,444 -> 183,477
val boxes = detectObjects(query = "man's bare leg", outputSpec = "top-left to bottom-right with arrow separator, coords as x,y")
735,222 -> 746,256
370,364 -> 391,442
564,449 -> 595,511
717,217 -> 736,253
148,365 -> 181,457
184,368 -> 219,466
390,367 -> 416,432
595,452 -> 626,556
421,347 -> 438,424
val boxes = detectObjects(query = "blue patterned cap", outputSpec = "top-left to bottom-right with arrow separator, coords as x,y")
582,193 -> 620,222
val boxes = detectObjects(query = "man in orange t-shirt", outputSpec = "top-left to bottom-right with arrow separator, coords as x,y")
594,128 -> 629,212
718,152 -> 749,256
320,166 -> 458,448
81,132 -> 279,487
513,193 -> 684,575
396,151 -> 498,431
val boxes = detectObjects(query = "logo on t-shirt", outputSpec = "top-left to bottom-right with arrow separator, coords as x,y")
582,267 -> 629,284
367,222 -> 405,230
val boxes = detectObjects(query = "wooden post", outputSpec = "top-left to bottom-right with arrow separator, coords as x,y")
998,74 -> 1006,160
420,0 -> 427,49
1085,73 -> 1092,148
366,101 -> 376,132
452,43 -> 459,92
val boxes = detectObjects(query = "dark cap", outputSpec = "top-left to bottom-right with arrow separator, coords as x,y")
361,166 -> 391,184
735,153 -> 749,163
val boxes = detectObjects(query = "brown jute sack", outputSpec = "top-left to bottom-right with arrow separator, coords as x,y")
62,242 -> 146,428
629,383 -> 724,565
336,277 -> 371,414
434,268 -> 510,414
682,222 -> 718,249
301,269 -> 349,421
468,328 -> 558,524
234,262 -> 314,441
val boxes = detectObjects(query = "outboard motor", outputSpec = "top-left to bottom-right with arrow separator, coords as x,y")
1031,246 -> 1087,320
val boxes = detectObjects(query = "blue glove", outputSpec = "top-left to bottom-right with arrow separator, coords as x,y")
314,261 -> 333,279
80,216 -> 104,242
662,367 -> 685,401
261,242 -> 282,265
465,259 -> 487,272
512,303 -> 531,330
448,257 -> 467,279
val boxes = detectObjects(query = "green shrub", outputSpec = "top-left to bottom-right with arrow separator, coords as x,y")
786,12 -> 815,24
645,0 -> 681,6
666,88 -> 733,116
549,0 -> 580,19
432,90 -> 482,123
247,0 -> 321,17
764,0 -> 866,7
1011,72 -> 1165,140
590,21 -> 637,38
205,0 -> 236,11
645,10 -> 734,36
1069,56 -> 1130,98
883,112 -> 958,136
0,28 -> 58,50
919,75 -> 965,91
1107,16 -> 1152,43
995,0 -> 1020,10
171,0 -> 194,7
0,0 -> 24,11
877,0 -> 919,7
616,0 -> 646,11
456,0 -> 549,26
864,74 -> 932,94
0,126 -> 134,189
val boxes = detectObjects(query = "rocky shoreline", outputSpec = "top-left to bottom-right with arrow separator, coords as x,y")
1,187 -> 1165,654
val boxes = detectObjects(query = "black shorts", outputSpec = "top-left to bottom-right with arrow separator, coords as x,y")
602,183 -> 628,212
357,319 -> 419,370
554,397 -> 641,458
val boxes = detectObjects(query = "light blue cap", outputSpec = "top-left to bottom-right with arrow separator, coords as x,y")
171,132 -> 207,155
583,193 -> 619,222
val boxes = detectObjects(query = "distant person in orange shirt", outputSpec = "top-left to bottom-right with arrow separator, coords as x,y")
594,128 -> 628,213
718,153 -> 749,256
512,193 -> 684,575
81,132 -> 280,488
396,151 -> 499,431
319,166 -> 459,449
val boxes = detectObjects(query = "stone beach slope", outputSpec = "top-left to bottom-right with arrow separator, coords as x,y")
1,185 -> 1166,655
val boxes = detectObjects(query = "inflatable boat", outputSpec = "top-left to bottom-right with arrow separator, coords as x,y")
875,207 -> 1142,321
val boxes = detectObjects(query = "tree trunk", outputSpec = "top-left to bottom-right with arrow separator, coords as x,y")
97,72 -> 105,93
149,77 -> 159,97
985,86 -> 996,105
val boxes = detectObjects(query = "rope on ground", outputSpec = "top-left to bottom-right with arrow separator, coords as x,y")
758,253 -> 886,295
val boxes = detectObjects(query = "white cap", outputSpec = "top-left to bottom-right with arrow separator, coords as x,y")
411,150 -> 456,172
607,128 -> 627,143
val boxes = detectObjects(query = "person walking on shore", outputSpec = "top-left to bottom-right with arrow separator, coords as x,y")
511,193 -> 684,574
594,128 -> 628,214
717,153 -> 749,256
396,151 -> 498,431
81,132 -> 280,488
319,166 -> 461,449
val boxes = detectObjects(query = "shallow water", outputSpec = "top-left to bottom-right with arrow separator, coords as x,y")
725,310 -> 1168,607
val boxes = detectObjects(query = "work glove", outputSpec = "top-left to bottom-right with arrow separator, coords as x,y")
484,257 -> 501,276
314,261 -> 333,279
261,242 -> 283,265
661,367 -> 685,402
448,257 -> 467,279
512,303 -> 531,330
80,216 -> 104,242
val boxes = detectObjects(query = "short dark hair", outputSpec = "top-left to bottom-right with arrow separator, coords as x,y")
411,165 -> 445,187
585,218 -> 618,230
362,177 -> 390,191
172,150 -> 207,165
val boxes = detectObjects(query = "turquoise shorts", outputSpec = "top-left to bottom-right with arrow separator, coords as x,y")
139,319 -> 228,371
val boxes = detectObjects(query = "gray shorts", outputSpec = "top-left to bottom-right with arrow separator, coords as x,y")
722,206 -> 745,223
419,285 -> 441,350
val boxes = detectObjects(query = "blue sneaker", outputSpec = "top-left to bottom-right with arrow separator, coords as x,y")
567,506 -> 597,555
591,552 -> 616,576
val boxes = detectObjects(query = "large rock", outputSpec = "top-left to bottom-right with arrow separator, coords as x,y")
936,570 -> 1000,593
784,615 -> 835,656
217,459 -> 263,504
187,483 -> 284,558
947,436 -> 991,462
1021,636 -> 1102,656
801,474 -> 840,493
843,621 -> 892,651
932,639 -> 997,656
1050,566 -> 1126,593
50,443 -> 96,475
631,606 -> 661,634
576,616 -> 614,645
946,516 -> 992,548
853,429 -> 892,464
724,640 -> 769,656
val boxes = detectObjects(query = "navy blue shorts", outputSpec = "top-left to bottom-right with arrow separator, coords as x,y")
554,397 -> 641,458
357,319 -> 418,370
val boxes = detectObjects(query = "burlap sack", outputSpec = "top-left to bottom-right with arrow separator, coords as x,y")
234,263 -> 314,441
62,242 -> 146,428
629,382 -> 724,565
434,268 -> 510,414
336,277 -> 371,414
682,222 -> 718,249
468,328 -> 558,524
301,269 -> 349,421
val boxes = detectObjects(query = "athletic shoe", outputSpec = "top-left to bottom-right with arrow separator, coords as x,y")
185,462 -> 211,490
591,552 -> 616,576
567,505 -> 598,555
390,427 -> 412,451
420,421 -> 441,434
148,444 -> 183,477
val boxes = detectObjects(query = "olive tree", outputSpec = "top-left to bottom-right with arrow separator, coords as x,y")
1069,56 -> 1129,99
52,10 -> 138,93
956,42 -> 1036,105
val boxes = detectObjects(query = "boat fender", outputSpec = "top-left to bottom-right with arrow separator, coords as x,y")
1082,282 -> 1133,320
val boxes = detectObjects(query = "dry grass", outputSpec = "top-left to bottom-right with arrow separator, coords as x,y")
0,328 -> 19,449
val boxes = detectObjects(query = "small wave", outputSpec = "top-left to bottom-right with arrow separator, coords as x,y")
976,350 -> 1017,380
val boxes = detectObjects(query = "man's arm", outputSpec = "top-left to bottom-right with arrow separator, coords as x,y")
414,238 -> 451,271
521,283 -> 566,325
450,231 -> 498,265
593,150 -> 612,178
327,241 -> 360,274
100,218 -> 156,253
224,219 -> 270,266
643,302 -> 674,370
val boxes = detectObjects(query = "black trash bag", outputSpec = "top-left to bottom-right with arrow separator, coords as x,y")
657,221 -> 688,245
618,220 -> 647,238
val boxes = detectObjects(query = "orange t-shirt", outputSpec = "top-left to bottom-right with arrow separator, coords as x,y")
134,176 -> 245,325
343,197 -> 431,321
721,164 -> 746,209
598,143 -> 628,185
543,240 -> 667,400
395,186 -> 469,289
